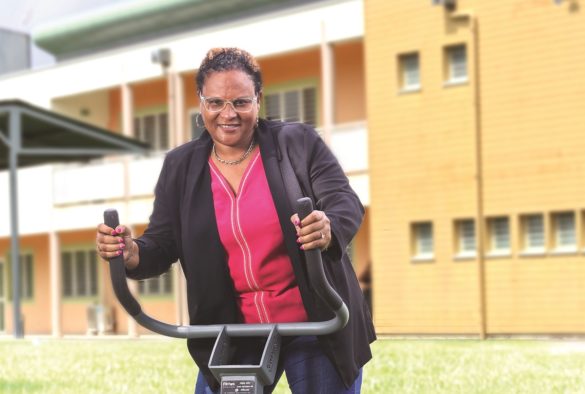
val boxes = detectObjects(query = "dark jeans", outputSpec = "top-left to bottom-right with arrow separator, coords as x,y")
194,335 -> 363,393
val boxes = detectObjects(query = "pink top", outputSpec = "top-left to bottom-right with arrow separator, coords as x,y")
209,150 -> 308,324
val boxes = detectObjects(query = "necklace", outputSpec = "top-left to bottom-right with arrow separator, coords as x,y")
213,138 -> 256,165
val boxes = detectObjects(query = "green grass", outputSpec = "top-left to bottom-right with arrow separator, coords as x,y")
1,338 -> 584,393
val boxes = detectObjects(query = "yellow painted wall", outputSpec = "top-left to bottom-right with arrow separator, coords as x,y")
366,0 -> 585,335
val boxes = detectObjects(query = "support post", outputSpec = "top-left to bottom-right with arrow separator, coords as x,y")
49,231 -> 62,337
8,108 -> 23,338
320,20 -> 335,146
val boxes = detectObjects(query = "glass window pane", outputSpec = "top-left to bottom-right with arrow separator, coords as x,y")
163,271 -> 173,294
490,218 -> 510,251
149,277 -> 160,294
283,91 -> 300,122
401,54 -> 420,89
449,46 -> 467,81
264,94 -> 281,121
459,220 -> 476,253
89,251 -> 98,296
133,118 -> 141,140
143,115 -> 156,149
62,252 -> 72,297
158,113 -> 169,150
556,213 -> 575,247
302,88 -> 317,126
414,222 -> 433,255
76,251 -> 87,296
525,215 -> 544,249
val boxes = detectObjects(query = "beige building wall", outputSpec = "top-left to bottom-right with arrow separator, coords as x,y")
366,0 -> 585,335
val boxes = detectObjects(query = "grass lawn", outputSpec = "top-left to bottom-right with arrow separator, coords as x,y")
1,337 -> 584,393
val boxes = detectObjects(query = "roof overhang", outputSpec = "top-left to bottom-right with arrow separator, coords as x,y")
32,0 -> 318,59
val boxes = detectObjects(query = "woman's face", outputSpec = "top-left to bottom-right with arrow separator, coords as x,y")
200,69 -> 260,149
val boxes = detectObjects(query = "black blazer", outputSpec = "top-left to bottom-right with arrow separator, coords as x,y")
129,119 -> 376,389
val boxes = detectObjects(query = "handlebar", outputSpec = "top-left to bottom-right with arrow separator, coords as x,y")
104,197 -> 348,339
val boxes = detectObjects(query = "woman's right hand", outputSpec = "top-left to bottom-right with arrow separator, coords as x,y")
96,224 -> 139,269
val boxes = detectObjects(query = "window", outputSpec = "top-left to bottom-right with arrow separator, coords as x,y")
399,53 -> 420,91
552,212 -> 576,252
263,86 -> 317,126
487,217 -> 510,255
134,112 -> 169,151
520,214 -> 545,254
62,250 -> 98,298
138,269 -> 173,296
189,109 -> 205,140
412,222 -> 433,260
445,45 -> 468,84
455,219 -> 476,257
6,253 -> 34,300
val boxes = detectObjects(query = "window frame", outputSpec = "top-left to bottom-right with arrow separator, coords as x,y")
61,248 -> 99,299
133,107 -> 169,152
5,251 -> 34,301
519,214 -> 546,255
551,211 -> 577,253
411,221 -> 434,262
398,52 -> 421,93
454,219 -> 476,259
487,217 -> 511,256
444,44 -> 468,85
262,79 -> 319,127
137,265 -> 174,297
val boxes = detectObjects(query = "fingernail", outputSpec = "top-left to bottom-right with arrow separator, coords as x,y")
119,243 -> 125,249
111,230 -> 117,236
118,237 -> 124,243
294,219 -> 300,226
300,245 -> 305,250
297,237 -> 301,243
117,250 -> 122,255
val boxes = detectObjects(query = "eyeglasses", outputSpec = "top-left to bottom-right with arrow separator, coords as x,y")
199,95 -> 257,113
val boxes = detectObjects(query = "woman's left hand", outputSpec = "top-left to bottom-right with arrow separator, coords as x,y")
291,210 -> 331,252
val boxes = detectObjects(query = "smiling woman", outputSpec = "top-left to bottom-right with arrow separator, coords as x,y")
95,47 -> 375,393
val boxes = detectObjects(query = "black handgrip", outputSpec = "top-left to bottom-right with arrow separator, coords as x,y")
103,209 -> 142,317
296,197 -> 343,312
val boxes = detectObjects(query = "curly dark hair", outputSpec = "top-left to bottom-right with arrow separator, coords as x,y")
196,47 -> 262,95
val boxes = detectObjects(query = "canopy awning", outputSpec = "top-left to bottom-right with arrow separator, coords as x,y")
0,99 -> 148,338
0,99 -> 148,169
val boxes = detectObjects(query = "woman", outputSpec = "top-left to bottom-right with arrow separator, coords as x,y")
96,47 -> 375,393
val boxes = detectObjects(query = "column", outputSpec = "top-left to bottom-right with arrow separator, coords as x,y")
49,231 -> 62,337
121,83 -> 139,337
320,20 -> 335,146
